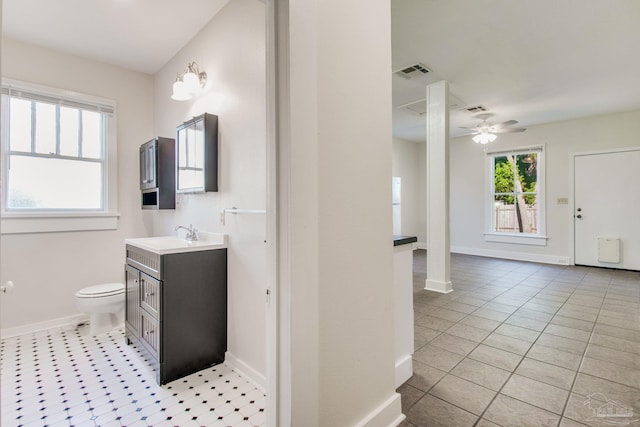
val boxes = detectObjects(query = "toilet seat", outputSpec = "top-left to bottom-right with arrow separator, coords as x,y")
76,283 -> 124,298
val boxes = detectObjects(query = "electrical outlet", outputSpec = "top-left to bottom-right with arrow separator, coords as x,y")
557,198 -> 569,205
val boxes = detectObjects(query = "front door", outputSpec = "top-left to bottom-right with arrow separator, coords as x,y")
574,148 -> 640,270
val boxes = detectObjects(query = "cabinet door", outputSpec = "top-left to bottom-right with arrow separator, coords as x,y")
140,272 -> 161,318
141,311 -> 160,360
176,124 -> 204,192
125,265 -> 142,337
176,114 -> 217,193
140,141 -> 157,190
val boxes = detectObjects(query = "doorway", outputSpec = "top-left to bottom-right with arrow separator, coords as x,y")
573,148 -> 640,270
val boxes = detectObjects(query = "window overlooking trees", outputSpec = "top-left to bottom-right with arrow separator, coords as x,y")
487,147 -> 545,242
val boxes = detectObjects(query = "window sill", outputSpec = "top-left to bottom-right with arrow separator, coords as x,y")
484,232 -> 548,246
1,212 -> 120,234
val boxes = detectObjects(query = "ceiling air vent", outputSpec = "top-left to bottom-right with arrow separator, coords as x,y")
394,63 -> 431,80
465,105 -> 488,113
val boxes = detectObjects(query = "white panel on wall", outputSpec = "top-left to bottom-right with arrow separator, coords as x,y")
598,238 -> 620,263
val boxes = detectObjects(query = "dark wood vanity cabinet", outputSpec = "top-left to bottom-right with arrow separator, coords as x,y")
140,137 -> 175,209
124,245 -> 227,385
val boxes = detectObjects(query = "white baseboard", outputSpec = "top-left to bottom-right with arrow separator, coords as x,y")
354,392 -> 404,427
451,246 -> 571,265
395,354 -> 413,388
1,314 -> 88,339
424,279 -> 453,294
224,351 -> 266,394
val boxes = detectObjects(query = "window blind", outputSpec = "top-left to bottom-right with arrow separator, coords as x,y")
2,86 -> 115,115
486,146 -> 543,156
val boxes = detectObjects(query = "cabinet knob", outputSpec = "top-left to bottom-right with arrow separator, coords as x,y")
145,292 -> 155,297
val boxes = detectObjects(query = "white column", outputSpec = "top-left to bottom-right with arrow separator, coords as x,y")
425,81 -> 453,293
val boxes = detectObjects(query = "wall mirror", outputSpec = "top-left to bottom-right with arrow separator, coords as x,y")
176,113 -> 218,193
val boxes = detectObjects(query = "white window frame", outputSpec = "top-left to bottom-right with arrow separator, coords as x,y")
484,144 -> 547,246
1,79 -> 119,234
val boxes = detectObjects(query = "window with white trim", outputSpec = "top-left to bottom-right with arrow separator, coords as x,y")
1,80 -> 119,234
485,146 -> 546,246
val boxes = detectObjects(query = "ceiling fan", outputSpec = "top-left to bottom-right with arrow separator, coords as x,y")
461,113 -> 527,144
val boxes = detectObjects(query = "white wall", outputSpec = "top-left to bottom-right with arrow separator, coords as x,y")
287,0 -> 401,425
0,38 -> 154,331
392,138 -> 424,243
450,109 -> 640,263
152,0 -> 267,384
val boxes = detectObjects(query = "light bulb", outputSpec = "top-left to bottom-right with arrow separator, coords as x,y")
472,132 -> 497,144
182,71 -> 201,94
171,80 -> 191,101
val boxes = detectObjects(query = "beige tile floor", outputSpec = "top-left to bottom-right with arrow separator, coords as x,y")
398,250 -> 640,427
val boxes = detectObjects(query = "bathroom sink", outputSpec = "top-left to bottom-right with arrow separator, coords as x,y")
125,233 -> 227,255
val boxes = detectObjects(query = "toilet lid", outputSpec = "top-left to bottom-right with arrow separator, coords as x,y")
76,282 -> 124,298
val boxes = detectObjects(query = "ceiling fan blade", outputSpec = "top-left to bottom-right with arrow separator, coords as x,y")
493,127 -> 526,134
489,120 -> 518,130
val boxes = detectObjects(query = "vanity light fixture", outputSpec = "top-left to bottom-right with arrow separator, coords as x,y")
472,132 -> 497,144
171,62 -> 207,101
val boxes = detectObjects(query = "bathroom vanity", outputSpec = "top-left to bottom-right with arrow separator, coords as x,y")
124,235 -> 227,385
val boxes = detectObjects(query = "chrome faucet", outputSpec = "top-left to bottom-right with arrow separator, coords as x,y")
175,224 -> 198,241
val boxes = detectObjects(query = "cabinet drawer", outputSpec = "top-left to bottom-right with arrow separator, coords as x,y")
126,245 -> 161,279
140,273 -> 161,317
141,312 -> 160,360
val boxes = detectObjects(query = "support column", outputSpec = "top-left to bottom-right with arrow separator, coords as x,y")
425,81 -> 453,293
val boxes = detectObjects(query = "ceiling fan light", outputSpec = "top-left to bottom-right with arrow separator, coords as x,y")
472,132 -> 497,144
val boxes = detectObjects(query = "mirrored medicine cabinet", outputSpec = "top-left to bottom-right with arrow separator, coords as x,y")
176,113 -> 219,193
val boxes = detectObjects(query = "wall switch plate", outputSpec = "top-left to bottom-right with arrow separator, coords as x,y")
557,197 -> 569,205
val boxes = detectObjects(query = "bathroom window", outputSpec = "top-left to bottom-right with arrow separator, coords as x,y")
484,146 -> 547,246
1,80 -> 119,233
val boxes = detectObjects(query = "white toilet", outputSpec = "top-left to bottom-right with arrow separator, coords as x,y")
75,283 -> 125,335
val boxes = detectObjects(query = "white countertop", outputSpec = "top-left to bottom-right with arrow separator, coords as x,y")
125,232 -> 227,255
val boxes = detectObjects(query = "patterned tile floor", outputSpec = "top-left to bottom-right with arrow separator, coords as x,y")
399,250 -> 640,427
1,326 -> 266,427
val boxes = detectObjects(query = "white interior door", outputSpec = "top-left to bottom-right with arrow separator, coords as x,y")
574,149 -> 640,270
